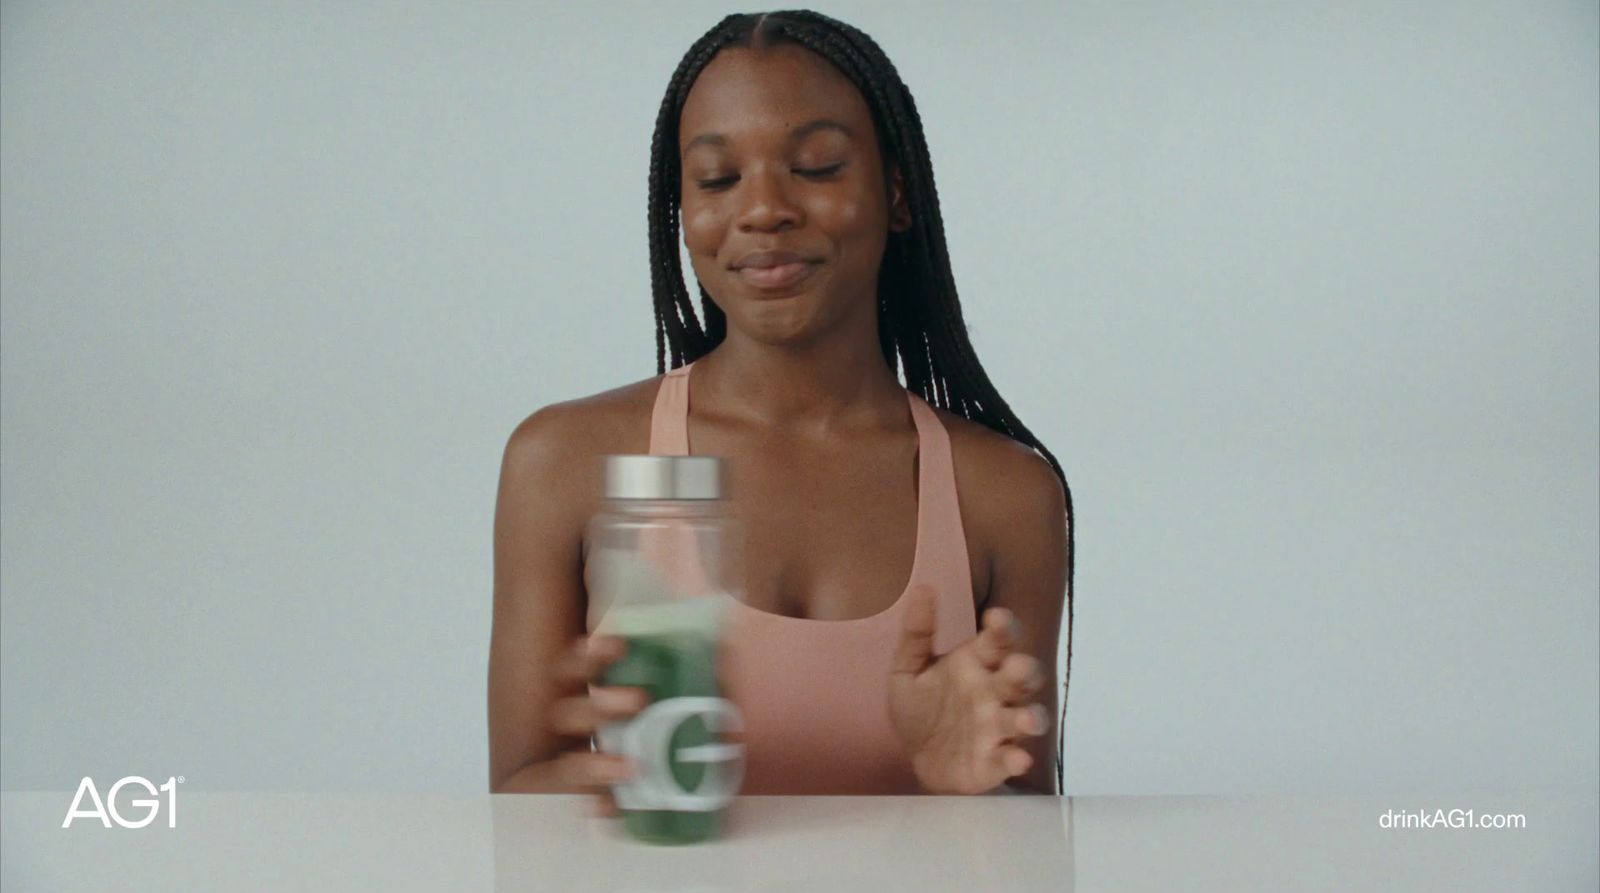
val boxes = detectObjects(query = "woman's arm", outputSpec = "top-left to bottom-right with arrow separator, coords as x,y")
487,406 -> 627,793
978,448 -> 1069,794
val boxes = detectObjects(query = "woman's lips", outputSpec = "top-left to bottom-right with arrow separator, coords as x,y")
736,260 -> 819,291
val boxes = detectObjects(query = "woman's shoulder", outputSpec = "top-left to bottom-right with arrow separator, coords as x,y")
932,407 -> 1068,612
931,406 -> 1067,527
499,372 -> 666,484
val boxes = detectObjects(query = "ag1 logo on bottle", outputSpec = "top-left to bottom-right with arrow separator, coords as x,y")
62,776 -> 183,829
599,697 -> 744,811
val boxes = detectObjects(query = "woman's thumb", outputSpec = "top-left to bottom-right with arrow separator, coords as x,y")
892,584 -> 937,675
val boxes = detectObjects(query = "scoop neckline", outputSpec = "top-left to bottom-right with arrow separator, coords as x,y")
664,361 -> 929,625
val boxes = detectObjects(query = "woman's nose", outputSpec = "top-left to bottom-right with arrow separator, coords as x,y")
735,169 -> 802,232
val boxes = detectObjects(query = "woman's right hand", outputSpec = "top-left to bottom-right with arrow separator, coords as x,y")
543,633 -> 652,817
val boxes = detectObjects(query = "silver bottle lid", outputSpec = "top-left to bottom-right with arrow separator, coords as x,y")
603,455 -> 723,500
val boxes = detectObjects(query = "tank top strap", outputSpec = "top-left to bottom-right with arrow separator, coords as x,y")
649,363 -> 693,456
905,392 -> 976,649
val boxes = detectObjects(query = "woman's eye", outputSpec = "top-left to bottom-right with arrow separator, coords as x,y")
693,163 -> 844,191
795,163 -> 844,178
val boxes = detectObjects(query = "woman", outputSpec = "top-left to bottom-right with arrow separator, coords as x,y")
488,10 -> 1074,803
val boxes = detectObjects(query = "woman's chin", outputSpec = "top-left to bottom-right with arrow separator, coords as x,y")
727,298 -> 825,345
715,276 -> 862,347
741,320 -> 820,347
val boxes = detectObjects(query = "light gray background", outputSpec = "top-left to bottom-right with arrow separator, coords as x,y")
2,1 -> 1595,795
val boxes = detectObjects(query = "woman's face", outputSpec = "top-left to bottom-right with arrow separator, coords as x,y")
678,43 -> 910,347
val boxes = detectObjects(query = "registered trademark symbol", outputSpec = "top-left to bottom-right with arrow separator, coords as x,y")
177,776 -> 185,783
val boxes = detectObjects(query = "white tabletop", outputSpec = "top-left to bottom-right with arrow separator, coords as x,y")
4,789 -> 1595,891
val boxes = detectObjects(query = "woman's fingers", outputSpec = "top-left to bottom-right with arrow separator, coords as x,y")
544,635 -> 642,818
990,652 -> 1044,703
547,687 -> 650,737
557,635 -> 627,684
1000,703 -> 1049,738
589,787 -> 622,818
552,751 -> 634,789
893,585 -> 939,676
970,607 -> 1018,668
988,743 -> 1033,781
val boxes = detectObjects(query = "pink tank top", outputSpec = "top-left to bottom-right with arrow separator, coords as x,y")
588,362 -> 977,794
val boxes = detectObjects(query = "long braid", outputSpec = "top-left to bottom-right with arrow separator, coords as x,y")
647,9 -> 1076,795
648,33 -> 731,368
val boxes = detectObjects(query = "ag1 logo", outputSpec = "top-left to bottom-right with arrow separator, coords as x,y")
598,697 -> 744,812
62,776 -> 183,829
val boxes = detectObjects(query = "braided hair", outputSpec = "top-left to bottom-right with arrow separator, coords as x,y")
646,9 -> 1075,795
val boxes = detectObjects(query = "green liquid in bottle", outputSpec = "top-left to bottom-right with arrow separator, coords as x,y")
602,626 -> 726,844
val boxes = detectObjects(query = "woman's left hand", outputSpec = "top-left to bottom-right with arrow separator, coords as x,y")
888,585 -> 1049,794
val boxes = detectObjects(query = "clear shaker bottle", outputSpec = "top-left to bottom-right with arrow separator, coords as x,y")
587,455 -> 744,844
